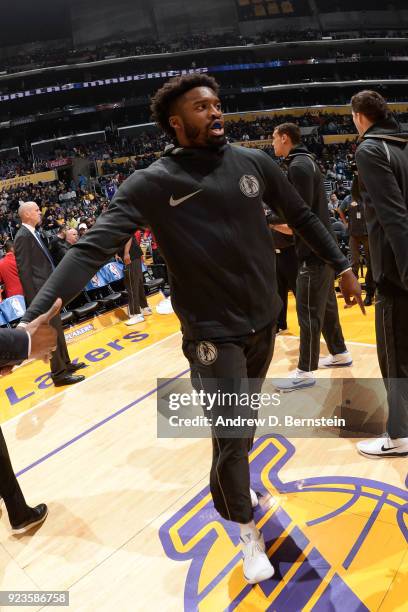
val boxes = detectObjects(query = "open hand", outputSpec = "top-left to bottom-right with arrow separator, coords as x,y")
339,270 -> 366,315
26,298 -> 62,360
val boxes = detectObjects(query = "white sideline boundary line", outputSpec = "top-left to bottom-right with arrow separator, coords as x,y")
3,331 -> 182,428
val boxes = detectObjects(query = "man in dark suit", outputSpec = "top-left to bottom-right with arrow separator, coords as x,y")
14,202 -> 85,387
0,298 -> 61,533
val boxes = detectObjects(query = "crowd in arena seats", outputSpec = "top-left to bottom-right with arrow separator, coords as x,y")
29,133 -> 169,166
225,112 -> 356,142
0,103 -> 406,247
0,140 -> 357,233
5,107 -> 406,176
0,157 -> 50,179
3,107 -> 408,183
99,152 -> 158,176
0,180 -> 109,246
1,27 -> 407,75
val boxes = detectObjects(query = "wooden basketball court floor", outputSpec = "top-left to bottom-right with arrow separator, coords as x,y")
0,294 -> 406,611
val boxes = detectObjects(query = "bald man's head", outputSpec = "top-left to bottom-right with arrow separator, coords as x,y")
18,201 -> 41,228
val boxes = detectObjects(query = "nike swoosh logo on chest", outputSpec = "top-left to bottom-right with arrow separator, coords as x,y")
169,189 -> 203,207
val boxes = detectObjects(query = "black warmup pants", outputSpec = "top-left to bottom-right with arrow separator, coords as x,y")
349,235 -> 375,297
50,314 -> 71,381
0,427 -> 29,525
375,292 -> 408,438
182,322 -> 276,524
152,249 -> 168,284
296,259 -> 347,372
124,258 -> 148,316
276,246 -> 298,329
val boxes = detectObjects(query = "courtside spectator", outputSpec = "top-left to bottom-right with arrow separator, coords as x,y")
49,225 -> 68,266
65,228 -> 79,246
0,240 -> 24,298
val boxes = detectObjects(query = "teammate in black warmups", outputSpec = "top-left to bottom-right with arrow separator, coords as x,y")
19,74 -> 363,584
266,210 -> 298,332
351,90 -> 408,459
338,177 -> 375,306
271,123 -> 353,391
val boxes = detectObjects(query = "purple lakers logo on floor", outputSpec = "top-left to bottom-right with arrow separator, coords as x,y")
159,435 -> 408,611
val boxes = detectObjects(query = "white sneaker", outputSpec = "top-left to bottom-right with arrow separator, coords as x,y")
357,435 -> 408,458
274,368 -> 316,392
241,532 -> 274,584
318,351 -> 352,368
156,296 -> 174,315
125,314 -> 145,326
142,307 -> 153,316
250,489 -> 259,508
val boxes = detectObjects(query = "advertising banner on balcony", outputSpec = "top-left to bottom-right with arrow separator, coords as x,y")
0,170 -> 57,190
47,158 -> 71,169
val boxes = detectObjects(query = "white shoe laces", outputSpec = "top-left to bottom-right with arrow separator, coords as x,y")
248,540 -> 264,558
242,534 -> 264,559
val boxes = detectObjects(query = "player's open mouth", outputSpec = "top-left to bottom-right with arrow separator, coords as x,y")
209,121 -> 224,136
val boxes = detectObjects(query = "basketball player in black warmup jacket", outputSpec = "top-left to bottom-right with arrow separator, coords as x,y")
272,123 -> 353,392
351,90 -> 408,458
19,75 -> 364,583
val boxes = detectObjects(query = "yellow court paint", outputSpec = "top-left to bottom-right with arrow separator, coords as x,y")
0,294 -> 181,424
285,291 -> 376,345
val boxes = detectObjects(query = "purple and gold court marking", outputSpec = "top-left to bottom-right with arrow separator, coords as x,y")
160,435 -> 408,611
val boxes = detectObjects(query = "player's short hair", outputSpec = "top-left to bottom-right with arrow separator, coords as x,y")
274,122 -> 301,145
150,74 -> 220,139
351,90 -> 389,123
